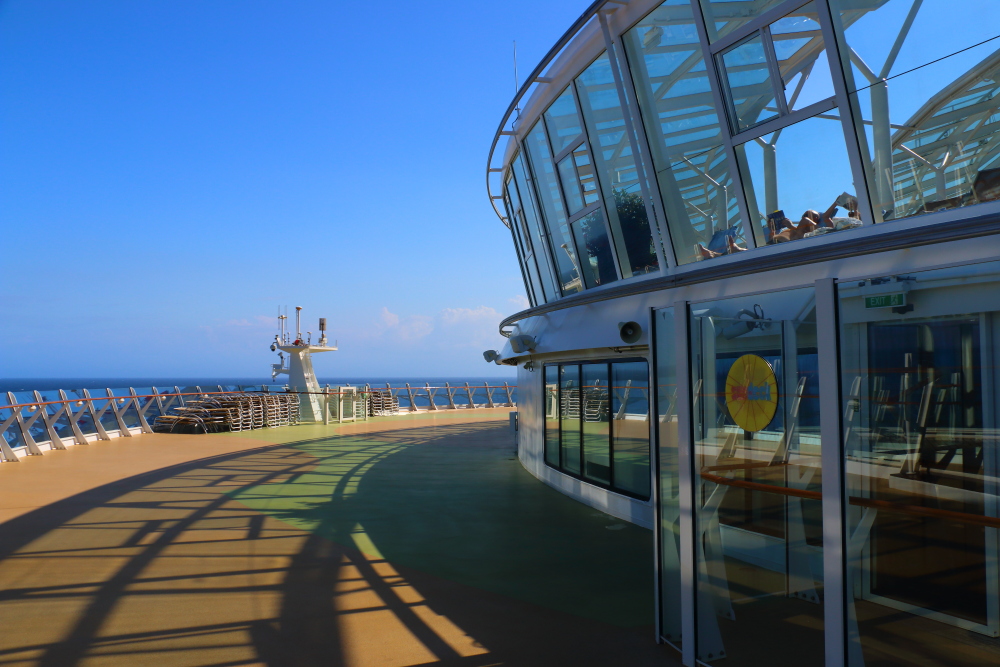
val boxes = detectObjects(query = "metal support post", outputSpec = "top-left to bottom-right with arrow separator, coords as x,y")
83,389 -> 111,440
465,382 -> 476,409
445,382 -> 457,409
425,383 -> 438,411
504,382 -> 514,407
405,383 -> 417,412
816,278 -> 847,667
59,390 -> 90,445
131,388 -> 155,434
484,382 -> 495,408
33,391 -> 66,450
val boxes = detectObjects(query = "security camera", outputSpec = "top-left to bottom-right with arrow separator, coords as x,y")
483,350 -> 501,363
509,334 -> 536,354
270,343 -> 277,352
618,321 -> 642,344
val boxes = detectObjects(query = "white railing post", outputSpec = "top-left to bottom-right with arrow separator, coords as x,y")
59,389 -> 90,444
33,390 -> 67,450
7,391 -> 42,455
426,383 -> 438,411
364,384 -> 371,420
405,383 -> 417,412
324,388 -> 330,425
132,388 -> 155,434
615,380 -> 633,420
484,381 -> 495,408
504,381 -> 514,407
107,389 -> 132,437
83,389 -> 111,440
445,382 -> 457,409
465,382 -> 476,409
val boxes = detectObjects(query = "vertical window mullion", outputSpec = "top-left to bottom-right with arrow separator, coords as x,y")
688,0 -> 759,250
814,0 -> 877,227
816,277 -> 847,667
761,26 -> 790,116
570,81 -> 625,282
673,299 -> 697,666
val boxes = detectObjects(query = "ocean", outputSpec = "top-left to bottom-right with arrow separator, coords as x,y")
0,377 -> 517,394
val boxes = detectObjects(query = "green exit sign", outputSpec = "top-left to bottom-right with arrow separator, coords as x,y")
865,293 -> 906,309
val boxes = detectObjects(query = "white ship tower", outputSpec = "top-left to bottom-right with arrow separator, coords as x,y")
270,306 -> 336,422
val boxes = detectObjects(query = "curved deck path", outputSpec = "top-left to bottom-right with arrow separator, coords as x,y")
0,410 -> 679,667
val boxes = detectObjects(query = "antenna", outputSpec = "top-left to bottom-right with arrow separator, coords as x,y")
513,40 -> 520,117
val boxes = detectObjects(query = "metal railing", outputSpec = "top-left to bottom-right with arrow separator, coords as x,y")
0,382 -> 518,463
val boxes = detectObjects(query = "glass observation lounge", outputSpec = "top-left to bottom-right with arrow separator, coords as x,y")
488,1 -> 1000,666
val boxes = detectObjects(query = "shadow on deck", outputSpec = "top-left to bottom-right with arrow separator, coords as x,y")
0,414 -> 679,666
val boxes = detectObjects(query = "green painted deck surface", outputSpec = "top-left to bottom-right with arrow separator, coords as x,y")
0,411 -> 679,666
232,418 -> 654,627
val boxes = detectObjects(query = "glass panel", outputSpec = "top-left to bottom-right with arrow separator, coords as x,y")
699,0 -> 787,43
558,153 -> 586,215
654,307 -> 682,646
839,261 -> 1000,665
846,39 -> 1000,222
582,363 -> 611,484
735,113 -> 860,247
576,52 -> 659,277
769,2 -> 834,112
572,147 -> 600,207
544,86 -> 584,155
623,0 -> 746,266
690,287 -> 823,665
513,154 -> 558,302
502,189 -> 537,307
830,0 -> 1000,95
570,210 -> 619,288
506,172 -> 544,305
560,364 -> 581,475
545,366 -> 560,467
524,121 -> 584,295
719,34 -> 779,132
612,361 -> 651,498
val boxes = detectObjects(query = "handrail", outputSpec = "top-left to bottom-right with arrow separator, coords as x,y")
0,386 -> 520,411
701,471 -> 1000,529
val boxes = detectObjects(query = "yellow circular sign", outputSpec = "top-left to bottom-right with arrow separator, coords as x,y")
725,354 -> 778,432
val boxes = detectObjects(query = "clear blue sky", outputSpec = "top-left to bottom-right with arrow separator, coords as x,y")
0,0 -> 586,379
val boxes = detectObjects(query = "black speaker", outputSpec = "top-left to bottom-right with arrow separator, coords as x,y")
618,321 -> 642,344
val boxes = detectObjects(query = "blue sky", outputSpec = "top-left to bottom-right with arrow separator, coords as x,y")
0,0 -> 585,378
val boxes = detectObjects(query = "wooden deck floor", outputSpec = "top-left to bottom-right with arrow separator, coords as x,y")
0,410 -> 679,667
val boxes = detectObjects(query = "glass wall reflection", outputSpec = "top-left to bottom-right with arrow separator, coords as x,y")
736,113 -> 860,247
623,0 -> 747,266
543,360 -> 651,499
830,0 -> 1000,223
582,363 -> 612,485
690,287 -> 823,664
576,52 -> 660,277
545,365 -> 560,467
839,260 -> 1000,665
524,121 -> 584,296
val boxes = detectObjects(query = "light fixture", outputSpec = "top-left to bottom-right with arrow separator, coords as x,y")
483,350 -> 501,363
509,334 -> 536,353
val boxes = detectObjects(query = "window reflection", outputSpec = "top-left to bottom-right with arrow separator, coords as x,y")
735,114 -> 860,247
720,34 -> 779,132
838,261 -> 1000,665
505,170 -> 545,305
544,87 -> 584,155
690,288 -> 823,665
512,154 -> 559,303
571,210 -> 618,288
560,364 -> 582,475
524,121 -> 584,295
582,364 -> 611,484
769,2 -> 834,112
699,0 -> 788,44
612,361 -> 651,498
830,0 -> 1000,223
545,366 -> 560,467
622,0 -> 746,266
545,360 -> 651,499
576,52 -> 660,277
